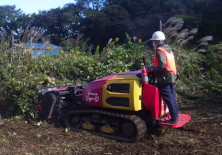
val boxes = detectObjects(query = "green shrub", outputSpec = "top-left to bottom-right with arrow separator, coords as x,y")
0,36 -> 222,118
0,36 -> 149,118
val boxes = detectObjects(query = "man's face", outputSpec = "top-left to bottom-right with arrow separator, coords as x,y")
152,40 -> 159,48
152,40 -> 162,48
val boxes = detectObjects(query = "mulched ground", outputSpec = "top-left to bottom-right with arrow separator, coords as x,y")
0,100 -> 221,155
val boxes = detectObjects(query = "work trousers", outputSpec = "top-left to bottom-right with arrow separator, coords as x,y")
157,83 -> 178,121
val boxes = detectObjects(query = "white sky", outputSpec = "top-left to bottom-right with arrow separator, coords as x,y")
0,0 -> 75,14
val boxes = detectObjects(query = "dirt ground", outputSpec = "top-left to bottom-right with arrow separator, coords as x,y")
0,99 -> 221,155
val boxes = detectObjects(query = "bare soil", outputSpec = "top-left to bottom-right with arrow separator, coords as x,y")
0,100 -> 221,155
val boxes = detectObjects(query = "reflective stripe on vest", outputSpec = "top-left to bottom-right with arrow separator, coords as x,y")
154,47 -> 177,75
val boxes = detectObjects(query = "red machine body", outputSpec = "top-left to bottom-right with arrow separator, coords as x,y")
82,70 -> 140,107
81,69 -> 191,128
37,67 -> 191,142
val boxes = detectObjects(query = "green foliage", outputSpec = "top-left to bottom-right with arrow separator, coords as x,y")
1,0 -> 222,47
205,44 -> 222,79
169,45 -> 205,97
198,0 -> 222,43
60,35 -> 89,52
0,33 -> 222,118
201,44 -> 222,95
99,35 -> 149,72
0,5 -> 26,34
0,36 -> 148,118
81,5 -> 131,47
1,1 -> 222,119
174,43 -> 222,98
75,0 -> 107,10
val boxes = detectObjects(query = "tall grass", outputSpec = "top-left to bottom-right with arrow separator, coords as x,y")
163,17 -> 213,52
161,17 -> 222,100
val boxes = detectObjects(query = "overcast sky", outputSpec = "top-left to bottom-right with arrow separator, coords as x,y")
0,0 -> 74,14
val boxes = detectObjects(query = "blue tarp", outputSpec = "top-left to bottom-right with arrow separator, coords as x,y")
22,43 -> 61,50
21,43 -> 62,58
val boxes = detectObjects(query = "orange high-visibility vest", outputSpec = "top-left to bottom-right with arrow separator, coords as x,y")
154,47 -> 177,75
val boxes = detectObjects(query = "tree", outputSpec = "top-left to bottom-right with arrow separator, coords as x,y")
30,9 -> 65,44
81,5 -> 131,47
75,0 -> 108,10
106,0 -> 188,40
198,0 -> 222,43
31,4 -> 84,45
0,5 -> 29,34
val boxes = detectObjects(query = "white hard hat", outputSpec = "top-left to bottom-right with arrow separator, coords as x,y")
150,31 -> 166,41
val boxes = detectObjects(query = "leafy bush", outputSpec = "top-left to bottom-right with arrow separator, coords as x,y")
0,36 -> 149,118
201,44 -> 222,95
0,34 -> 221,118
175,43 -> 222,98
161,17 -> 221,99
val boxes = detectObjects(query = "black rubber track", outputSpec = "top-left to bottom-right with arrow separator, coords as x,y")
63,109 -> 147,142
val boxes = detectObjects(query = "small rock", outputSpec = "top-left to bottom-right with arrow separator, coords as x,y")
104,153 -> 112,155
0,120 -> 5,126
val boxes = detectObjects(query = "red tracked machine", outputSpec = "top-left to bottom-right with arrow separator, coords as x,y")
36,65 -> 191,142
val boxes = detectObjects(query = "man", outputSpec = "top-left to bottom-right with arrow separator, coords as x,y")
149,31 -> 179,124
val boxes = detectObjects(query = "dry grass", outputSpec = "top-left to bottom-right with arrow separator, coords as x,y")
163,17 -> 213,53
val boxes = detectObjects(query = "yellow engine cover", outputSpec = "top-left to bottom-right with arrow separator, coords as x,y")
102,75 -> 142,111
